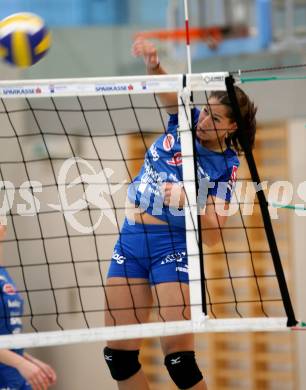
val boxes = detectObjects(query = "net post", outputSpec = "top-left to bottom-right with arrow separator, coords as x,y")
178,75 -> 206,322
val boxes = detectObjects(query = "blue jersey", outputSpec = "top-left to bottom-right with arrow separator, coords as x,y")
0,266 -> 26,388
128,108 -> 239,228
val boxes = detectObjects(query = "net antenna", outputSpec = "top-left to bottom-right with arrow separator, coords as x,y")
183,0 -> 192,74
0,73 -> 301,351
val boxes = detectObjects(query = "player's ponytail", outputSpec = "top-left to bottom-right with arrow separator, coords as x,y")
210,87 -> 257,153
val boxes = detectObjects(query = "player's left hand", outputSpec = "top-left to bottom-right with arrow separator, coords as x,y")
162,182 -> 185,208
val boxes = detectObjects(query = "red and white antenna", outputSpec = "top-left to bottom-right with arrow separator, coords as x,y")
183,0 -> 192,73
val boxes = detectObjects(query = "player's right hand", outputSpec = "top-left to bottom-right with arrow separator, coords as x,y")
17,358 -> 52,390
162,182 -> 185,208
131,38 -> 159,70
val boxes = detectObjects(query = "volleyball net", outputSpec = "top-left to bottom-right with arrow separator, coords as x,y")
0,72 -> 299,350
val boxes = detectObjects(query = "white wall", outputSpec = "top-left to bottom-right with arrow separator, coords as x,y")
0,59 -> 21,79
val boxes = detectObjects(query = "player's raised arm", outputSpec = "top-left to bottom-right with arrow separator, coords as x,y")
132,38 -> 178,114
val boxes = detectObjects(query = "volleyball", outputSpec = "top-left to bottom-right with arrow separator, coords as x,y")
0,12 -> 51,68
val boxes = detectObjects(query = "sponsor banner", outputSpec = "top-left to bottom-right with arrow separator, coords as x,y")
0,86 -> 43,96
200,72 -> 228,91
140,79 -> 179,92
202,73 -> 226,84
188,72 -> 228,91
0,84 -> 96,97
94,80 -> 179,94
95,84 -> 133,93
48,84 -> 96,95
0,79 -> 180,97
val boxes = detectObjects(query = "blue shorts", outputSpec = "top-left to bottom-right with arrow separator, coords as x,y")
108,219 -> 188,285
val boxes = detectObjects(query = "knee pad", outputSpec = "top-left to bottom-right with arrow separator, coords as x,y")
103,346 -> 141,381
164,351 -> 203,389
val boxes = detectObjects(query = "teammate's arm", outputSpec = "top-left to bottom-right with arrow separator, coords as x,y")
132,39 -> 178,114
24,353 -> 57,385
0,349 -> 52,389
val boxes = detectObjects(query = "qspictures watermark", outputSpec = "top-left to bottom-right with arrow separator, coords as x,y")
0,157 -> 305,233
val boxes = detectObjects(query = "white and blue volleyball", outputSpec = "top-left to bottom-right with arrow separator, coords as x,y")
0,13 -> 51,68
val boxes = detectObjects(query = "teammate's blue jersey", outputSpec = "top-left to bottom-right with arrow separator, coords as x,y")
128,108 -> 240,228
0,266 -> 26,388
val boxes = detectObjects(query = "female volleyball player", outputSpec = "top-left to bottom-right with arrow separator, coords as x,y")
0,223 -> 57,390
104,39 -> 257,390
